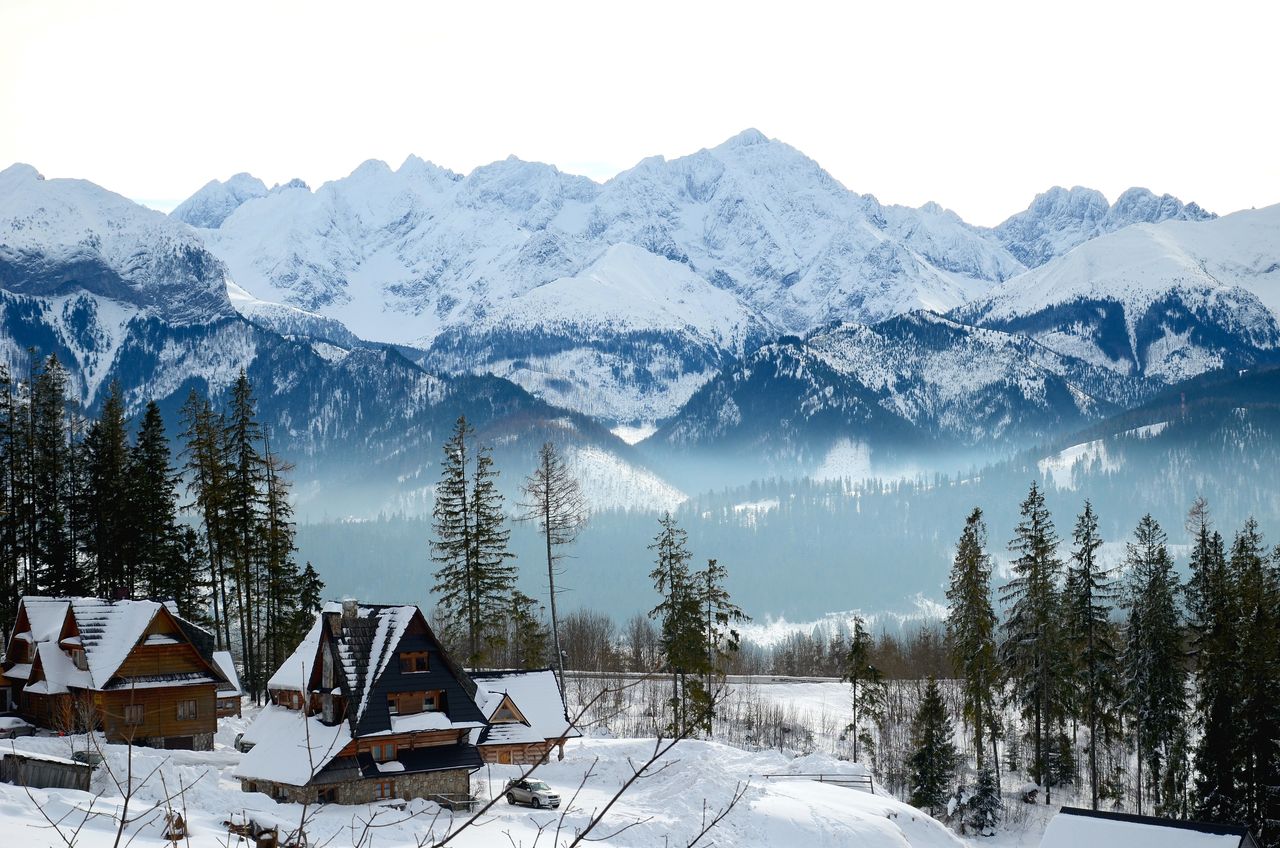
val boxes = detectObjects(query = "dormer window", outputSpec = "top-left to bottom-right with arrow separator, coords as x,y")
71,649 -> 87,671
399,652 -> 429,673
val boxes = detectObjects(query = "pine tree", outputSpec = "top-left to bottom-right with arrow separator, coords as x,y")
699,557 -> 749,733
1186,501 -> 1240,823
1121,514 -> 1187,816
842,615 -> 885,764
0,365 -> 18,627
84,381 -> 131,597
648,512 -> 704,735
999,481 -> 1068,801
260,433 -> 300,679
1063,500 -> 1121,810
908,676 -> 959,816
180,389 -> 232,651
946,507 -> 1000,774
518,441 -> 586,696
1228,519 -> 1280,842
503,589 -> 550,669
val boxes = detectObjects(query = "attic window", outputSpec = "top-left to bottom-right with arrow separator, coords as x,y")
71,649 -> 88,671
493,705 -> 520,723
399,652 -> 429,673
369,742 -> 396,762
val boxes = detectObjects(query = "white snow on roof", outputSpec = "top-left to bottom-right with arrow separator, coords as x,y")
26,642 -> 92,695
68,598 -> 164,686
268,617 -> 323,692
235,704 -> 353,786
473,669 -> 580,746
4,663 -> 32,681
212,650 -> 243,697
1041,812 -> 1245,848
20,598 -> 70,642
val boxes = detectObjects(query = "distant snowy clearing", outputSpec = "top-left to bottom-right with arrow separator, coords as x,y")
0,722 -> 962,847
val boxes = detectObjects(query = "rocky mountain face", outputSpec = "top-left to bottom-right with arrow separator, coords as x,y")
991,185 -> 1216,268
170,172 -> 268,229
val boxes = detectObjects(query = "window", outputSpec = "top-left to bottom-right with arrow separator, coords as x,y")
374,780 -> 395,800
387,694 -> 399,716
369,742 -> 396,762
177,700 -> 198,721
399,652 -> 429,673
71,649 -> 88,671
124,705 -> 144,725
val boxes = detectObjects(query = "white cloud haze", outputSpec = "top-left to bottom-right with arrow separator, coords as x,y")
1,0 -> 1277,225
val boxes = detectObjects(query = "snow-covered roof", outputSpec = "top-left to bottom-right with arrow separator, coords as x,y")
332,604 -> 415,727
212,651 -> 243,697
267,616 -> 323,692
235,704 -> 353,786
471,669 -> 580,747
25,642 -> 92,695
20,598 -> 71,642
1041,808 -> 1256,848
68,598 -> 166,686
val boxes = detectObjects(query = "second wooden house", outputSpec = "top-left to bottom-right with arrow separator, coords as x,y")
235,600 -> 489,805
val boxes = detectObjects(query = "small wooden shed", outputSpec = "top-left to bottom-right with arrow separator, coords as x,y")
0,750 -> 93,791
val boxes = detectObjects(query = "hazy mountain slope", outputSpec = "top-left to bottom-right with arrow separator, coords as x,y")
648,311 -> 1127,482
170,172 -> 268,228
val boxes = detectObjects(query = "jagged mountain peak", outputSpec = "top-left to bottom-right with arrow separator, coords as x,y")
994,184 -> 1216,268
171,172 -> 268,228
716,127 -> 771,149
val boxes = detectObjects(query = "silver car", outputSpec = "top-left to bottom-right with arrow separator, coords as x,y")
505,778 -> 560,809
0,717 -> 35,739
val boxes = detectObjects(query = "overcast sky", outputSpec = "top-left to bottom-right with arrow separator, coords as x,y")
2,0 -> 1276,225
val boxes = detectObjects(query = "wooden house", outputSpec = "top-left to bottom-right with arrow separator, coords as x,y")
1041,807 -> 1261,848
211,650 -> 243,718
1,597 -> 230,750
471,669 -> 580,765
235,600 -> 488,805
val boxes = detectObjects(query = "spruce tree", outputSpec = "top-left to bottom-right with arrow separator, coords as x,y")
699,557 -> 749,733
431,416 -> 476,658
129,400 -> 186,604
224,370 -> 267,701
1228,519 -> 1280,842
1121,514 -> 1187,816
84,382 -> 133,597
31,355 -> 76,594
180,388 -> 233,650
518,441 -> 586,696
946,507 -> 1000,774
842,615 -> 885,764
999,481 -> 1068,801
468,444 -> 516,666
968,766 -> 1001,836
1063,500 -> 1121,810
648,512 -> 704,735
1185,501 -> 1240,823
908,676 -> 959,816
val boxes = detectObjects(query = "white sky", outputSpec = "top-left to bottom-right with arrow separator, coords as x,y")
1,0 -> 1277,225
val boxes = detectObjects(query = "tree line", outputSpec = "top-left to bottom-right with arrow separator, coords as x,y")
0,354 -> 322,704
921,483 -> 1280,842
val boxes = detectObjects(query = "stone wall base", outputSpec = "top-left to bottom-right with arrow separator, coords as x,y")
241,768 -> 472,805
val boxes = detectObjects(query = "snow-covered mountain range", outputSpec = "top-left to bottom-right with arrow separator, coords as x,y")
2,129 -> 1278,507
166,130 -> 1270,426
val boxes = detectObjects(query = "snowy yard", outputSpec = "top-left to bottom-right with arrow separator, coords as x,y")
0,707 -> 971,848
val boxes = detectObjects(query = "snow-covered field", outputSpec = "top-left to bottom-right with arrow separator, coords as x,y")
0,708 -> 967,847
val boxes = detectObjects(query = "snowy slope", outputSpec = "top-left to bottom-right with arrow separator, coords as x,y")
423,243 -> 777,422
0,163 -> 234,325
992,185 -> 1215,268
962,205 -> 1280,383
0,730 -> 965,848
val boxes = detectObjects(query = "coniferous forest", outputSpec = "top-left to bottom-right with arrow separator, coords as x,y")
0,354 -> 322,703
